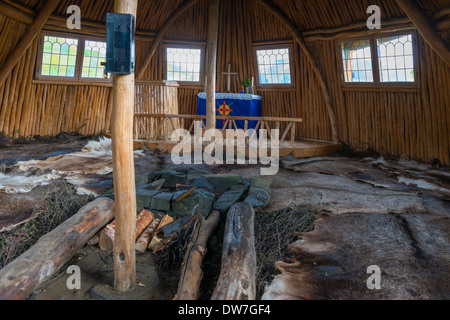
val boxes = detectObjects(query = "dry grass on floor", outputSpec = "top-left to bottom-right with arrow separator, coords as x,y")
255,203 -> 317,299
0,181 -> 94,270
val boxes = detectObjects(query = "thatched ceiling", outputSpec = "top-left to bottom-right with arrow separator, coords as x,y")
11,0 -> 450,32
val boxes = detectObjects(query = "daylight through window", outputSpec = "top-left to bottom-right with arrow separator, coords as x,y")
37,33 -> 108,82
340,32 -> 416,85
166,47 -> 202,83
82,40 -> 107,79
377,34 -> 415,83
255,47 -> 292,85
40,36 -> 79,78
341,39 -> 373,83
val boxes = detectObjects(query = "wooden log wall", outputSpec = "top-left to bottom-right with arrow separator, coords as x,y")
0,17 -> 112,138
134,81 -> 180,138
0,0 -> 449,165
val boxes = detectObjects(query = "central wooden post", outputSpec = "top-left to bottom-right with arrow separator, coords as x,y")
111,0 -> 138,293
206,0 -> 220,131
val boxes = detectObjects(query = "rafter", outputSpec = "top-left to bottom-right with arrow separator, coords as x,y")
136,0 -> 200,79
396,0 -> 450,66
256,0 -> 339,144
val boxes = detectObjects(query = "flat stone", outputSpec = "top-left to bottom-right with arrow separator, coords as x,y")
139,179 -> 165,191
186,168 -> 212,180
244,186 -> 271,208
250,178 -> 271,193
149,170 -> 186,188
135,173 -> 149,187
150,192 -> 173,212
214,184 -> 248,214
191,177 -> 215,192
203,174 -> 242,194
136,189 -> 161,213
171,188 -> 215,218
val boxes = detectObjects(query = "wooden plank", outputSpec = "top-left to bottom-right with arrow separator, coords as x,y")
134,113 -> 304,123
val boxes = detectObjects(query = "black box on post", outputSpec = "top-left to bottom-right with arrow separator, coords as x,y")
105,13 -> 135,74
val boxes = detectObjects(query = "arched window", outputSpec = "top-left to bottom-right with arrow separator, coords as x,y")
253,44 -> 293,87
37,33 -> 109,83
163,44 -> 205,85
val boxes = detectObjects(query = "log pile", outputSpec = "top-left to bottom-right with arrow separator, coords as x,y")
94,203 -> 258,301
0,168 -> 264,300
99,209 -> 155,252
147,214 -> 175,251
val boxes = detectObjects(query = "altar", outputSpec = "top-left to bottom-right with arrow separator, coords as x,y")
197,92 -> 262,129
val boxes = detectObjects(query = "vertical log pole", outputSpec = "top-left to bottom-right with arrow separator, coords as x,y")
112,0 -> 138,293
206,0 -> 220,131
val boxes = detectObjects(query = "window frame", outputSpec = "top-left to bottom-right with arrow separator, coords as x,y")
162,43 -> 206,88
338,30 -> 420,89
35,32 -> 110,83
252,43 -> 295,89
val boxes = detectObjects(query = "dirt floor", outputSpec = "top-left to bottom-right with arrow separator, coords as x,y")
1,136 -> 449,300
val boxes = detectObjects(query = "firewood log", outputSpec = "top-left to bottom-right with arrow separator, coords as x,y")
135,218 -> 161,253
176,210 -> 220,300
147,214 -> 174,251
153,214 -> 202,253
211,203 -> 256,300
99,209 -> 154,252
0,198 -> 115,300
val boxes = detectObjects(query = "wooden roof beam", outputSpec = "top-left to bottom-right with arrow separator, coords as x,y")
396,0 -> 450,66
257,0 -> 339,144
0,0 -> 61,88
0,1 -> 33,24
136,0 -> 200,79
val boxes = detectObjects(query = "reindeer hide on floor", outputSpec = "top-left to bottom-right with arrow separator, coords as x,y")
262,212 -> 450,300
0,138 -> 144,196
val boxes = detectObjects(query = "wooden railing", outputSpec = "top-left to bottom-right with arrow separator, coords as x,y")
134,114 -> 303,147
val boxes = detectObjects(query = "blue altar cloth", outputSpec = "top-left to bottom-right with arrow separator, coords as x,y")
197,93 -> 262,130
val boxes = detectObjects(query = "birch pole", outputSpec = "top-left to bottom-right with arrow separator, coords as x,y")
206,0 -> 220,131
111,0 -> 138,293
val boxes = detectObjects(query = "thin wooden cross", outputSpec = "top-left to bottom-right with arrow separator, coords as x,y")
220,63 -> 238,93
